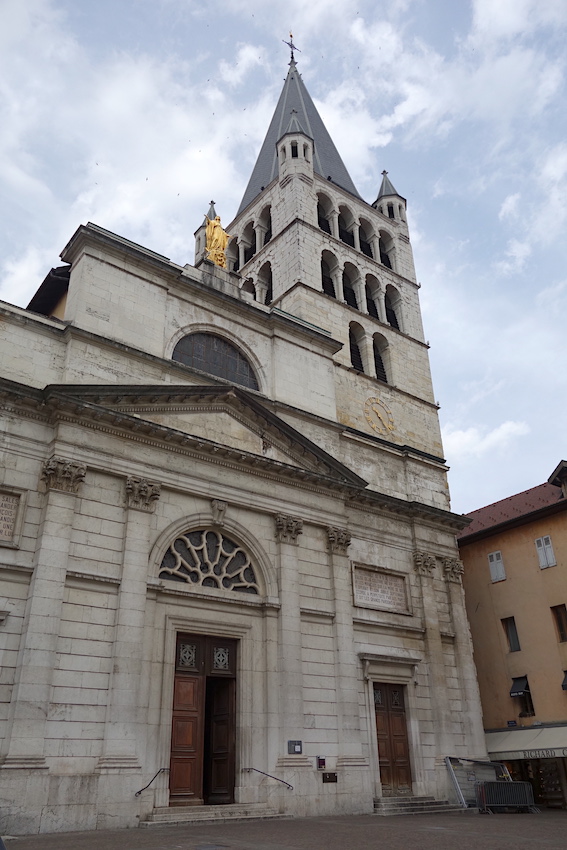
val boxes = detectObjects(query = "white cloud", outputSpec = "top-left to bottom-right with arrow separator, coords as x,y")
499,192 -> 520,220
536,278 -> 567,307
495,237 -> 531,275
443,420 -> 530,460
470,0 -> 567,46
219,44 -> 266,86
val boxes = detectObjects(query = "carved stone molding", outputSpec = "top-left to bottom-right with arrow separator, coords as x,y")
41,456 -> 86,494
327,526 -> 351,555
125,477 -> 161,512
274,513 -> 303,544
413,550 -> 436,577
443,557 -> 464,583
211,499 -> 227,526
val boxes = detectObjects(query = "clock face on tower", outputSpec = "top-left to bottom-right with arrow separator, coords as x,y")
364,396 -> 395,436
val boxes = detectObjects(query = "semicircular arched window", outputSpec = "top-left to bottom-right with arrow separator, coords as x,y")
158,528 -> 260,595
172,332 -> 259,391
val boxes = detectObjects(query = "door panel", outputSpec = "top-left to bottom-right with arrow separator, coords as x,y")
374,682 -> 412,796
169,634 -> 236,806
204,677 -> 236,804
170,673 -> 205,805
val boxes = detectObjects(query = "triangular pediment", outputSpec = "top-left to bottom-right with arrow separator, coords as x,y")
43,384 -> 367,487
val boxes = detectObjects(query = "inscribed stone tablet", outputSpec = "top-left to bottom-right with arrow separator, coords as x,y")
0,493 -> 19,543
354,567 -> 407,612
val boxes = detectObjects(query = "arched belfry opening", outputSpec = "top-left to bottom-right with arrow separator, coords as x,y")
321,250 -> 338,298
349,322 -> 365,372
385,285 -> 402,332
343,262 -> 362,310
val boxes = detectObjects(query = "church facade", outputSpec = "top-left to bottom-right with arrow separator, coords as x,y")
0,59 -> 486,834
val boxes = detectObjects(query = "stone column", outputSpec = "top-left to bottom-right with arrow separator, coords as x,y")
413,551 -> 452,757
327,527 -> 365,767
238,240 -> 247,269
359,334 -> 374,378
370,236 -> 380,264
97,476 -> 161,773
1,457 -> 86,768
443,557 -> 486,758
329,210 -> 339,239
353,222 -> 361,252
331,268 -> 344,301
255,281 -> 268,304
274,514 -> 310,769
354,278 -> 367,314
377,289 -> 387,324
253,224 -> 266,253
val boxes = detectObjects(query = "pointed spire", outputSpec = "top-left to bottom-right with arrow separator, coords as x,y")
205,200 -> 217,222
376,170 -> 400,201
236,61 -> 361,215
283,108 -> 306,136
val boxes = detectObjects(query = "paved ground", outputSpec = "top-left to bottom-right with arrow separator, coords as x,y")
2,810 -> 566,850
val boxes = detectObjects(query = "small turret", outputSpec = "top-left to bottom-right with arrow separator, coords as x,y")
372,171 -> 407,223
276,109 -> 314,184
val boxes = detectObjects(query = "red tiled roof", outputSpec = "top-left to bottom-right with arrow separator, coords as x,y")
458,482 -> 565,541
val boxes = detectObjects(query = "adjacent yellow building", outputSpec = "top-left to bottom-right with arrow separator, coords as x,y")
459,461 -> 567,807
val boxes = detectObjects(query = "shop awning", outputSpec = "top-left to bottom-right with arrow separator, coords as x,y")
486,726 -> 567,761
510,676 -> 529,697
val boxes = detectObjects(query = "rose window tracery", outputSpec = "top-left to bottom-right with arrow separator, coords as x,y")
159,528 -> 259,595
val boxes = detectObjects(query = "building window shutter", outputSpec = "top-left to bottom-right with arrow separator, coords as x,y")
488,550 -> 505,582
543,535 -> 556,566
535,536 -> 556,568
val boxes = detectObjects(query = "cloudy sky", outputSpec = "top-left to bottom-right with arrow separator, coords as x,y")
2,0 -> 566,514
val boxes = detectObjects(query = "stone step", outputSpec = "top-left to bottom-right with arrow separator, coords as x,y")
139,803 -> 288,828
376,796 -> 436,805
374,797 -> 462,816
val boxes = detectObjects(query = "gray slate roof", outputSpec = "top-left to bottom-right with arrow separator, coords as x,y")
237,60 -> 361,215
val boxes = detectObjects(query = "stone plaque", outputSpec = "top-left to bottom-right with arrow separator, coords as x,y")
353,566 -> 408,612
0,493 -> 20,543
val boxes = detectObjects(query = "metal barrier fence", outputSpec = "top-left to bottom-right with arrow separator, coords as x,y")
475,780 -> 537,813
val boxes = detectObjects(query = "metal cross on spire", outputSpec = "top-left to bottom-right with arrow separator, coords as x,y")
283,32 -> 301,63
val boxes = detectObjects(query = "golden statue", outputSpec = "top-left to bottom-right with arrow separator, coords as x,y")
205,203 -> 232,268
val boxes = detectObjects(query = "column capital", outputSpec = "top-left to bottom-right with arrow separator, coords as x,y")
443,557 -> 464,584
413,550 -> 436,577
41,456 -> 86,494
125,476 -> 161,512
327,526 -> 351,555
274,513 -> 303,544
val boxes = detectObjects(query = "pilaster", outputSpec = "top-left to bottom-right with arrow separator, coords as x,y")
1,457 -> 85,768
327,527 -> 365,766
443,557 -> 487,758
274,514 -> 310,768
413,550 -> 452,756
96,475 -> 161,772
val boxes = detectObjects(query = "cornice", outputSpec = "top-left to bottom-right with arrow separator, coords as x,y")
247,216 -> 419,293
41,383 -> 364,486
352,617 -> 426,637
59,224 -> 341,354
0,377 -> 467,532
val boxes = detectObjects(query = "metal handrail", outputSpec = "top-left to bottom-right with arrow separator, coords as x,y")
445,756 -> 468,808
242,767 -> 293,790
135,767 -> 169,797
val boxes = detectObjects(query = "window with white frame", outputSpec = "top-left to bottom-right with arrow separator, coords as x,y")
488,550 -> 506,582
535,536 -> 556,568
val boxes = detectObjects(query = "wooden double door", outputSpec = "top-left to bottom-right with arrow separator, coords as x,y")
169,633 -> 237,806
374,682 -> 412,796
